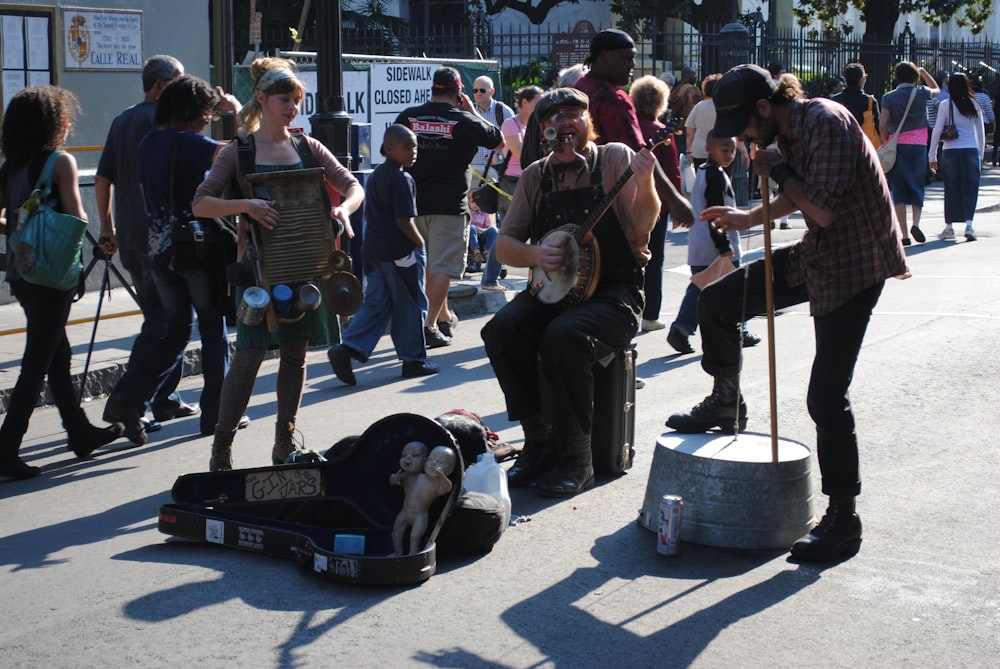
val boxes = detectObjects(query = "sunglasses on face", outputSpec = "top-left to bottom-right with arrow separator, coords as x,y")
473,88 -> 490,94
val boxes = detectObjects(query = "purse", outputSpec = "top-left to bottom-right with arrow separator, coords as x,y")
8,151 -> 87,291
939,101 -> 959,141
471,154 -> 501,214
877,87 -> 918,172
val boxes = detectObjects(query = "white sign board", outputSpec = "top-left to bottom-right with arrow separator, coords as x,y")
292,70 -> 369,134
370,62 -> 440,163
63,9 -> 143,71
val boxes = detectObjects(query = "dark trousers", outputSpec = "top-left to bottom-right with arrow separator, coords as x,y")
113,248 -> 183,414
642,213 -> 669,321
0,280 -> 86,455
699,246 -> 884,498
482,283 -> 641,437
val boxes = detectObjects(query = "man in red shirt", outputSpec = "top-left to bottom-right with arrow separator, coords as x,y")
574,30 -> 694,230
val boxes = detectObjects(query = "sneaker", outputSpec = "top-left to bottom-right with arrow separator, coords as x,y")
901,238 -> 911,246
779,221 -> 790,230
910,225 -> 926,243
481,283 -> 505,292
965,228 -> 977,242
741,331 -> 761,348
424,326 -> 452,349
641,319 -> 666,332
667,328 -> 694,355
937,225 -> 956,241
437,312 -> 459,338
153,401 -> 200,422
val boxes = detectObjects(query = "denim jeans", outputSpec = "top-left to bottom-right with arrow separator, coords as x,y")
113,265 -> 228,428
940,148 -> 981,223
0,280 -> 86,454
481,212 -> 504,286
341,247 -> 428,363
670,264 -> 707,336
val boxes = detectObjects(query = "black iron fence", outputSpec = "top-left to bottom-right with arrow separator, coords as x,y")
250,21 -> 1000,105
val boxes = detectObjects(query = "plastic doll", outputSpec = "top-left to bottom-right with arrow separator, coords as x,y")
390,442 -> 456,555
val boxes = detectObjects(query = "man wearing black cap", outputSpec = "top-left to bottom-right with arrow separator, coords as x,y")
574,29 -> 695,248
664,64 -> 909,562
394,66 -> 503,349
481,88 -> 660,498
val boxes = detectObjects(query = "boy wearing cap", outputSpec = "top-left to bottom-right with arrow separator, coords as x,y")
664,65 -> 908,562
481,88 -> 660,498
394,66 -> 503,349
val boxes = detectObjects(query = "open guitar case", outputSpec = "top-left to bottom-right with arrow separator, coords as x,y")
158,414 -> 463,586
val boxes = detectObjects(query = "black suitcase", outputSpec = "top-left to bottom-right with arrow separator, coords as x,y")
591,340 -> 636,476
158,413 -> 463,586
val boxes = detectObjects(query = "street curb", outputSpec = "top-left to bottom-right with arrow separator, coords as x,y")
0,281 -> 518,414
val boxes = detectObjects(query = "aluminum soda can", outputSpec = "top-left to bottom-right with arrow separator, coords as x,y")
657,495 -> 684,557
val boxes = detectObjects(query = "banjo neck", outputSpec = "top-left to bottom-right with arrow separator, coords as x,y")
566,124 -> 675,245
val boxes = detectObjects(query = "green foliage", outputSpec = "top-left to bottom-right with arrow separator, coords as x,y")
792,0 -> 994,36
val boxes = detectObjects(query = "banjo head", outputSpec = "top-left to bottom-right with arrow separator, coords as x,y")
530,229 -> 580,304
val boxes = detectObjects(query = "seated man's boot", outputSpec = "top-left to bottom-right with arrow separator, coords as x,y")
506,436 -> 559,488
271,421 -> 302,465
665,376 -> 747,434
789,497 -> 863,562
536,433 -> 595,498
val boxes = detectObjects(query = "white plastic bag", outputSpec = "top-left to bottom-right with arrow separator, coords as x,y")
679,152 -> 696,195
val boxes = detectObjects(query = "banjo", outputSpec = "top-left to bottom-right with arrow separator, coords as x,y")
529,124 -> 675,306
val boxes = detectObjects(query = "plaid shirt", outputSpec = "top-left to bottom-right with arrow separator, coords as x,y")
779,97 -> 908,316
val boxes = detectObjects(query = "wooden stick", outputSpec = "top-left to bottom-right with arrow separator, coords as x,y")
760,175 -> 780,464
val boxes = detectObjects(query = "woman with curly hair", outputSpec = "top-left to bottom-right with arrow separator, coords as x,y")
630,74 -> 681,332
928,72 -> 986,241
193,57 -> 363,471
0,86 -> 124,479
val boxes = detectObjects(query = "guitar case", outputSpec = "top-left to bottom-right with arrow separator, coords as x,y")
158,413 -> 463,586
591,340 -> 637,476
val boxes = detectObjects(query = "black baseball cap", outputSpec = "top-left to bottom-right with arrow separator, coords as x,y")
534,87 -> 589,124
712,64 -> 777,138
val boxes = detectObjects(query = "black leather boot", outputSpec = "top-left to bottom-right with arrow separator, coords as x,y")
665,376 -> 747,434
0,455 -> 40,479
102,394 -> 148,445
506,436 -> 558,488
66,420 -> 125,458
789,497 -> 862,562
536,434 -> 595,498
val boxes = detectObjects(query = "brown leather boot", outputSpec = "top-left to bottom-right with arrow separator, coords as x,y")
536,433 -> 595,498
209,436 -> 234,472
271,421 -> 301,465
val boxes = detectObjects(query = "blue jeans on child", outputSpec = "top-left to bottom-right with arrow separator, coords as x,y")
340,247 -> 429,363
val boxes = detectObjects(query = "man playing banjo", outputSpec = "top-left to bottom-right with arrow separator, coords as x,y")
480,88 -> 660,498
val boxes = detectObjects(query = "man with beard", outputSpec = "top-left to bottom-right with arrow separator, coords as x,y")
480,88 -> 660,498
664,65 -> 909,562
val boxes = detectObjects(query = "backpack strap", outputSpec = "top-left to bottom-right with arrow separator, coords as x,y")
290,130 -> 317,168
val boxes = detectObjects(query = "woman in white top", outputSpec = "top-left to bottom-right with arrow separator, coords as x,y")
928,72 -> 986,241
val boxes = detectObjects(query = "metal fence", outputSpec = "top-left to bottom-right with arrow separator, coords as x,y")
251,20 -> 1000,105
